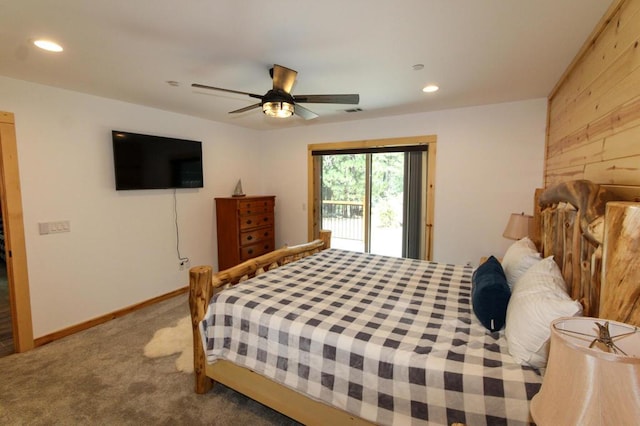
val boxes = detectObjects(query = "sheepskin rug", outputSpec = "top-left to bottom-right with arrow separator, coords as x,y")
143,315 -> 193,373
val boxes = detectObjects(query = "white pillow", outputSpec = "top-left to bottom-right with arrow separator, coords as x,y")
505,256 -> 582,368
501,237 -> 541,289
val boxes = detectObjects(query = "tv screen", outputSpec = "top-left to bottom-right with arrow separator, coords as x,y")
112,130 -> 203,190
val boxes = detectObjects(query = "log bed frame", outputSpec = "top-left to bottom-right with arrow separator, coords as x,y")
534,180 -> 640,326
189,180 -> 640,425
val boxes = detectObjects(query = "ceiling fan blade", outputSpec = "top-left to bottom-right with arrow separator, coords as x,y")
294,104 -> 319,120
191,83 -> 263,100
271,64 -> 297,93
229,103 -> 262,114
293,94 -> 360,104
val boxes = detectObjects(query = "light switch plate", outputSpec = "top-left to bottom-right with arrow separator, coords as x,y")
39,221 -> 70,235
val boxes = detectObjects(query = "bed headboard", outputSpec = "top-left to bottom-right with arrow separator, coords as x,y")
533,180 -> 640,327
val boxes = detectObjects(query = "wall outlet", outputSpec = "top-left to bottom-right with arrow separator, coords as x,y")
179,259 -> 190,271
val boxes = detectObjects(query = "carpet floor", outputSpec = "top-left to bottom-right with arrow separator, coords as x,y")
0,294 -> 300,425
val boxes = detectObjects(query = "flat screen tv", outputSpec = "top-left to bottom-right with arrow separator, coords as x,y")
112,130 -> 203,190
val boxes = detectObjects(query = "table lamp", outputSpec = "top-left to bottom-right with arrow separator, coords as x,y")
503,212 -> 533,240
530,317 -> 640,425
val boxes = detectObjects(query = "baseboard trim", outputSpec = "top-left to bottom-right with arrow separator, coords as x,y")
34,286 -> 188,347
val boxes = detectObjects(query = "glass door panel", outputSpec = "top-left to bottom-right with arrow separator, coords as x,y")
320,154 -> 366,252
369,152 -> 404,257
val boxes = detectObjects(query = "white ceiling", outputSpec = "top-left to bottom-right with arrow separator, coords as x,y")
1,0 -> 612,130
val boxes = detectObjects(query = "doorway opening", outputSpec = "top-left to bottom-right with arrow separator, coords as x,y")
0,111 -> 34,356
308,136 -> 436,260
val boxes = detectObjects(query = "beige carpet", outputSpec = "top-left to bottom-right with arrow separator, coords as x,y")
0,294 -> 300,425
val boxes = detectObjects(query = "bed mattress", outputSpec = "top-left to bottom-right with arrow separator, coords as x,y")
200,249 -> 541,425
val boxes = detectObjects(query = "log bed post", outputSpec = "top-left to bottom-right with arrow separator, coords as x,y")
532,188 -> 544,251
600,202 -> 640,326
188,230 -> 333,395
319,229 -> 332,249
189,265 -> 214,394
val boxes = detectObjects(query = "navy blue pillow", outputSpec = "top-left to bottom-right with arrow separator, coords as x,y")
472,256 -> 511,332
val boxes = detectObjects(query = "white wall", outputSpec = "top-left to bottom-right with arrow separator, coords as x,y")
261,98 -> 547,265
0,76 -> 262,337
0,74 -> 546,338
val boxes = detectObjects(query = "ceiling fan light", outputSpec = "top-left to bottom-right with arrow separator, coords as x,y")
263,101 -> 294,118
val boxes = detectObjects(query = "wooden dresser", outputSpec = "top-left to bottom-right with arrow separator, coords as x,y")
215,195 -> 275,270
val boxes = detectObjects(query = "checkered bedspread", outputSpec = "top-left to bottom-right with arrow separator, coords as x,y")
200,249 -> 542,425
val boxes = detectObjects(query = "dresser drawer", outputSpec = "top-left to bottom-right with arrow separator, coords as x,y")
240,240 -> 274,260
238,199 -> 274,216
239,213 -> 273,231
240,228 -> 273,246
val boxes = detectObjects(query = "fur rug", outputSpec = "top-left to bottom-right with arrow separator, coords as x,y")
143,315 -> 193,373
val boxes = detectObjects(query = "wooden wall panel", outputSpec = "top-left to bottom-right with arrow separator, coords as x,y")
602,122 -> 640,159
545,164 -> 586,186
584,156 -> 640,184
546,0 -> 640,191
549,51 -> 639,145
548,1 -> 640,123
544,139 -> 603,171
549,0 -> 640,122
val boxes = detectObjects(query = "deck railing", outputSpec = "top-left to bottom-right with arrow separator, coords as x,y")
321,200 -> 364,241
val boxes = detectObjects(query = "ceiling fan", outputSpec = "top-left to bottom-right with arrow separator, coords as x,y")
192,64 -> 359,120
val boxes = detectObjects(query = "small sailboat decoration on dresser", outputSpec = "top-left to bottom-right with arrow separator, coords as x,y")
232,179 -> 246,197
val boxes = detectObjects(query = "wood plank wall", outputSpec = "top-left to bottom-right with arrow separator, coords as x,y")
546,0 -> 640,199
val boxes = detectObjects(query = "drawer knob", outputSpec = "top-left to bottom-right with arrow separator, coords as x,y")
248,249 -> 253,255
246,219 -> 252,225
247,236 -> 253,241
264,232 -> 269,237
263,217 -> 268,222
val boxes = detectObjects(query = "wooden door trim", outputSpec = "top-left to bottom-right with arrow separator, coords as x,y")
307,135 -> 437,260
0,111 -> 34,352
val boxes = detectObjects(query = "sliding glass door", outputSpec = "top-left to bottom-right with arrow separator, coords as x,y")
320,153 -> 367,253
316,148 -> 427,258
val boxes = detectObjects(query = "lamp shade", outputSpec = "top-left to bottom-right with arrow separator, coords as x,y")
530,317 -> 640,426
502,212 -> 532,240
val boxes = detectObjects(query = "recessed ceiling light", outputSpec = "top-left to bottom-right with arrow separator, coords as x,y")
422,84 -> 439,93
412,64 -> 425,71
33,39 -> 63,52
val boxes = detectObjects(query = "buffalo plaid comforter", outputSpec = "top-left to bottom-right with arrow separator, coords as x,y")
200,249 -> 541,425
